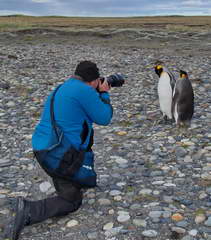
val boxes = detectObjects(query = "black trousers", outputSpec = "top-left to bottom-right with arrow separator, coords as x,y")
27,177 -> 83,225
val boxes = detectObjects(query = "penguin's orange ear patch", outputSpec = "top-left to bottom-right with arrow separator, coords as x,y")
156,65 -> 162,69
181,74 -> 186,78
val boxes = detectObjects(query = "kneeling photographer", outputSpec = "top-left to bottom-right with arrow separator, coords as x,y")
7,60 -> 125,240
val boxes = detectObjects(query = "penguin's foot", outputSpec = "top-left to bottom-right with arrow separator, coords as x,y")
168,118 -> 174,125
156,118 -> 165,125
157,116 -> 172,125
164,116 -> 174,125
163,115 -> 168,123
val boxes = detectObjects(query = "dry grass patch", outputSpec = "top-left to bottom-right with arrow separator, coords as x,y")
0,16 -> 211,32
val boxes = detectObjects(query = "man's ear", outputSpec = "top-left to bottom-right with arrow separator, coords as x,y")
89,79 -> 99,88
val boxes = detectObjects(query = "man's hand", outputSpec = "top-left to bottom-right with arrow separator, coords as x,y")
97,79 -> 110,92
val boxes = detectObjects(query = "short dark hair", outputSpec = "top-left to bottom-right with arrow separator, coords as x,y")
75,60 -> 100,82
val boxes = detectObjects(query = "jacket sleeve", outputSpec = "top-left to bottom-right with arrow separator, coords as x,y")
79,87 -> 113,126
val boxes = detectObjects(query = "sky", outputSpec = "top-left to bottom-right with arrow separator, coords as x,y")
0,0 -> 211,17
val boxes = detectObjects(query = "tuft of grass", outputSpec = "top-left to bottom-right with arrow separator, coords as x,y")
23,35 -> 35,41
166,24 -> 204,32
126,186 -> 134,192
32,111 -> 41,119
144,162 -> 155,169
195,208 -> 206,216
111,143 -> 121,148
118,120 -> 133,127
0,23 -> 23,31
134,194 -> 158,202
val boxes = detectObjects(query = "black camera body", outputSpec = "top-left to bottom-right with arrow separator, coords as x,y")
100,73 -> 125,87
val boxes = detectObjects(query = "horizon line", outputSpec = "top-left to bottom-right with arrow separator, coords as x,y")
0,14 -> 211,17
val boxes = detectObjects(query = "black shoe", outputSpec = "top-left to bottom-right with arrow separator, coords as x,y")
9,197 -> 30,240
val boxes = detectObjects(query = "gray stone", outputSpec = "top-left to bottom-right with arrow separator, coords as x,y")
171,227 -> 186,234
142,230 -> 158,238
149,211 -> 162,218
188,229 -> 198,236
87,232 -> 98,239
104,227 -> 123,237
117,214 -> 130,223
39,181 -> 51,193
175,147 -> 187,158
133,219 -> 147,227
130,203 -> 142,210
176,221 -> 189,228
205,216 -> 211,227
139,189 -> 152,195
109,190 -> 121,196
199,227 -> 211,233
181,236 -> 194,240
206,187 -> 211,195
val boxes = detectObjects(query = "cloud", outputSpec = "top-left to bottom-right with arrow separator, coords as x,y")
0,10 -> 34,16
182,0 -> 204,6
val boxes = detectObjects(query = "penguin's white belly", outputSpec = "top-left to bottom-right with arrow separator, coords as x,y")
158,74 -> 172,119
174,102 -> 178,124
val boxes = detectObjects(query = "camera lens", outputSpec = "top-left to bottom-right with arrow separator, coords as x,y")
107,74 -> 125,87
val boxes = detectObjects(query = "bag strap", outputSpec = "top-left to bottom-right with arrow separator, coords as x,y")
50,84 -> 62,140
50,84 -> 91,149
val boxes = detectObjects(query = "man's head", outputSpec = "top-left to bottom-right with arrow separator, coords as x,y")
75,61 -> 100,82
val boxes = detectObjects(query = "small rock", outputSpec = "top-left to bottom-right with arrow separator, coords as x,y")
142,230 -> 158,238
171,227 -> 186,234
184,155 -> 192,163
39,181 -> 51,193
0,82 -> 10,90
103,222 -> 114,230
130,204 -> 141,210
104,227 -> 123,237
87,232 -> 98,239
117,214 -> 130,223
109,190 -> 121,196
195,214 -> 206,224
133,219 -> 147,227
108,209 -> 114,214
149,211 -> 162,218
175,147 -> 187,158
171,213 -> 184,222
98,198 -> 111,205
176,221 -> 188,228
201,173 -> 211,180
66,220 -> 79,228
116,131 -> 127,136
6,101 -> 16,107
114,157 -> 128,165
188,229 -> 198,236
181,235 -> 194,240
205,216 -> 211,227
139,189 -> 152,195
114,195 -> 122,201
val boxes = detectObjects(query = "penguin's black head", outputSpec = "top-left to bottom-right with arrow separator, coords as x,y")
155,65 -> 163,77
179,70 -> 188,78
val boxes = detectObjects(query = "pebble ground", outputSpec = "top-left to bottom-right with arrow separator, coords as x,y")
0,28 -> 211,240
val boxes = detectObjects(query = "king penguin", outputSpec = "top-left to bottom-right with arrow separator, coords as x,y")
172,70 -> 194,127
155,64 -> 176,122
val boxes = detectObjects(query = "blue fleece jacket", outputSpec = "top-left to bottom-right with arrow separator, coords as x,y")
32,77 -> 113,151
